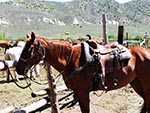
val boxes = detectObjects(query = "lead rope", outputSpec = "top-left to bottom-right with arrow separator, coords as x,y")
7,67 -> 31,89
0,59 -> 31,89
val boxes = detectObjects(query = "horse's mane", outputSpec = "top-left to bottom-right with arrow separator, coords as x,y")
34,35 -> 74,60
35,35 -> 71,45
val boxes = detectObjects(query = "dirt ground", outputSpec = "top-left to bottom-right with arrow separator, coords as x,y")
0,52 -> 144,113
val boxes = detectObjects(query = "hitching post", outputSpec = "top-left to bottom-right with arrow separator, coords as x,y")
102,13 -> 108,44
117,25 -> 124,45
45,62 -> 60,113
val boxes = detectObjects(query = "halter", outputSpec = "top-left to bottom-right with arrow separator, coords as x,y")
19,43 -> 46,75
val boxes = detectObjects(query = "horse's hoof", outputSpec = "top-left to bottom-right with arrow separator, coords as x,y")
31,77 -> 36,80
36,74 -> 40,77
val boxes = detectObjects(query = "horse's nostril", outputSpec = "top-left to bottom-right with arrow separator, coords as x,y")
16,68 -> 18,72
16,67 -> 21,74
13,60 -> 18,67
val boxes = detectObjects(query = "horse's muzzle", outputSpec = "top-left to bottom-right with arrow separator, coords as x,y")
16,66 -> 27,75
16,67 -> 23,75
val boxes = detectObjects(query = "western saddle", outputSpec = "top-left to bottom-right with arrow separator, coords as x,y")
82,41 -> 132,90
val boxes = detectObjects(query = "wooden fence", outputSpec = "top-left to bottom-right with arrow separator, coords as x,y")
123,34 -> 149,48
0,85 -> 68,113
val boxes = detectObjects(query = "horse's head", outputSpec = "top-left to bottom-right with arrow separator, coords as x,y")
16,32 -> 45,75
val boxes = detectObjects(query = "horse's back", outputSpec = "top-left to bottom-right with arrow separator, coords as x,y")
0,40 -> 12,48
129,46 -> 150,60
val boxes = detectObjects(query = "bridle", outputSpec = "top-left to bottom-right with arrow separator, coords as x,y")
19,43 -> 46,75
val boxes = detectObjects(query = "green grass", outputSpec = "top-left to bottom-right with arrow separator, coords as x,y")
0,30 -> 10,41
2,24 -> 150,42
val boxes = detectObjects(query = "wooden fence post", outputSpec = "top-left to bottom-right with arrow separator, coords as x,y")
117,25 -> 124,45
126,32 -> 129,47
102,13 -> 108,44
45,62 -> 60,113
144,32 -> 149,48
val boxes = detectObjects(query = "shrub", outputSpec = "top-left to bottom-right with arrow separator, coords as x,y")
108,35 -> 117,41
0,31 -> 9,41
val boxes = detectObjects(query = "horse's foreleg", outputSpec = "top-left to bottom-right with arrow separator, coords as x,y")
140,103 -> 147,113
76,90 -> 90,113
34,64 -> 40,77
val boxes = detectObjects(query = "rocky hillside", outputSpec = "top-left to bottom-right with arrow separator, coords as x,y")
0,0 -> 150,38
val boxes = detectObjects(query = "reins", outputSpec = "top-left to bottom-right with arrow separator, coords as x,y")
12,43 -> 47,89
64,61 -> 94,82
0,59 -> 31,89
7,65 -> 31,89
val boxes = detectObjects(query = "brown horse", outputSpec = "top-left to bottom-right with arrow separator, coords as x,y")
16,32 -> 150,113
0,40 -> 12,53
0,40 -> 12,48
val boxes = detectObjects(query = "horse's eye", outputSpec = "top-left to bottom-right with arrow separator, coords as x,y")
29,45 -> 34,51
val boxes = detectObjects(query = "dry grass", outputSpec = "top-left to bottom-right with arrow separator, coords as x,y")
0,51 -> 144,113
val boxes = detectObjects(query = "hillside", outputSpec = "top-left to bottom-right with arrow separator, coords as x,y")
8,0 -> 149,24
0,0 -> 150,38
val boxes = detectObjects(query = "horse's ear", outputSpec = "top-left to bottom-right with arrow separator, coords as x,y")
86,34 -> 92,40
26,33 -> 30,38
86,40 -> 97,49
31,32 -> 35,43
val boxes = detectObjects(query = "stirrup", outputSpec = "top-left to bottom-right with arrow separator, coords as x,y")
100,73 -> 108,90
113,79 -> 118,86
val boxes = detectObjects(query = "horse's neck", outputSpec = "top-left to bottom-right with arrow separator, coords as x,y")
44,42 -> 75,73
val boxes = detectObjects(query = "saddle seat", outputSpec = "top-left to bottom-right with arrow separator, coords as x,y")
104,41 -> 118,48
97,41 -> 119,54
82,41 -> 132,73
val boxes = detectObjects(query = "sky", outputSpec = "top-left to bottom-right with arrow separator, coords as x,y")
43,0 -> 133,3
115,0 -> 133,3
0,0 -> 133,3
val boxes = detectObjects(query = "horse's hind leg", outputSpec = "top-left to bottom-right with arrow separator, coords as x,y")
130,77 -> 147,113
143,87 -> 150,113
